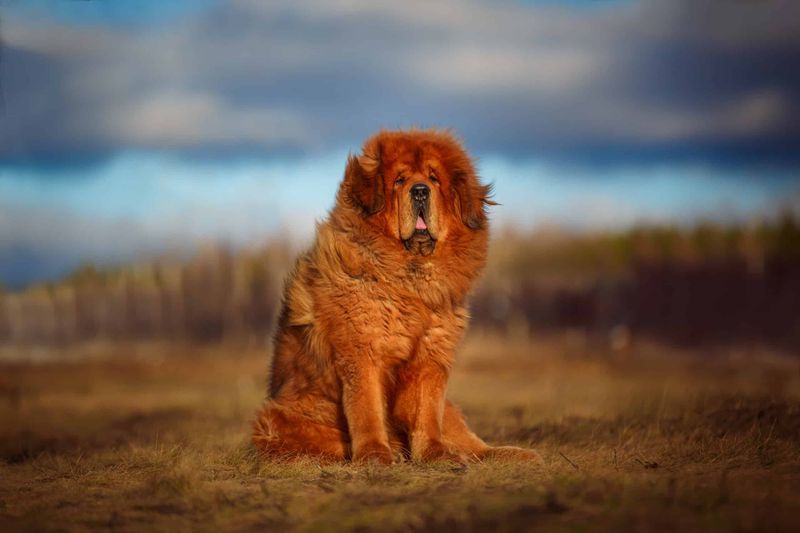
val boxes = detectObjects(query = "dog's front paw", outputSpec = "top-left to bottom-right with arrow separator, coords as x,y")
416,440 -> 468,464
352,440 -> 394,465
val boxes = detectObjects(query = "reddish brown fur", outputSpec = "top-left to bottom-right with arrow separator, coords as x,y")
253,129 -> 540,464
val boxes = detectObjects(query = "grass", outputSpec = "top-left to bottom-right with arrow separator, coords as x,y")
1,333 -> 799,531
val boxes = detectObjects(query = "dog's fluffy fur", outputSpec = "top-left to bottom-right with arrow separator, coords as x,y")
253,129 -> 539,464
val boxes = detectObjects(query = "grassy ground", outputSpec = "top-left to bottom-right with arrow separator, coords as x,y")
1,333 -> 799,532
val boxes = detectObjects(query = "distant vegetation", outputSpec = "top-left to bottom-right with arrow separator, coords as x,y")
477,210 -> 800,351
1,213 -> 799,351
0,244 -> 292,346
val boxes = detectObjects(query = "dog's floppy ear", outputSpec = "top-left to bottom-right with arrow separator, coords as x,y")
453,167 -> 494,230
345,139 -> 385,215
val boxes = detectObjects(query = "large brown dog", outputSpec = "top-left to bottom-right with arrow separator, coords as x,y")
253,129 -> 539,464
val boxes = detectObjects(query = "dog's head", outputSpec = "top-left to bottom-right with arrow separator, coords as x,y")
343,129 -> 493,256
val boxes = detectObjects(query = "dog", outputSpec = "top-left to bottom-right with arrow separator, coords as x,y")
253,129 -> 540,464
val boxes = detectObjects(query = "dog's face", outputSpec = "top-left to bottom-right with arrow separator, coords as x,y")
344,130 -> 492,256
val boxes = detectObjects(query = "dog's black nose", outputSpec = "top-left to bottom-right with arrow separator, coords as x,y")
411,183 -> 429,202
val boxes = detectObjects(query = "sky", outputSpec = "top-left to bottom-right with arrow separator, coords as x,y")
1,0 -> 799,288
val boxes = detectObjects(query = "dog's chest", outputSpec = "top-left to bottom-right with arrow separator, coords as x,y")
363,291 -> 429,364
325,257 -> 458,364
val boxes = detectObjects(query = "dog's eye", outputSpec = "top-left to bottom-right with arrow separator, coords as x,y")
429,174 -> 438,183
394,177 -> 406,186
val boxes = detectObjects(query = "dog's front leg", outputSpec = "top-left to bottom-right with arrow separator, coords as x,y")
393,356 -> 466,463
392,313 -> 468,463
335,356 -> 394,464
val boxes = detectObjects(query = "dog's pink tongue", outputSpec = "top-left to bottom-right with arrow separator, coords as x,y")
416,215 -> 427,230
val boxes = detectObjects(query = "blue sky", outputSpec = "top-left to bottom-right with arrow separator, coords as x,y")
1,0 -> 799,287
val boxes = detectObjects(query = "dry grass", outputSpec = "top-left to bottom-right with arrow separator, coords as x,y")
1,333 -> 799,532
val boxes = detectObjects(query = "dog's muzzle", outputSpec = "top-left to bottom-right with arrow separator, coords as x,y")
404,182 -> 435,255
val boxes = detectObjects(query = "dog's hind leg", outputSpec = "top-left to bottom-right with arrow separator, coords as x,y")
252,401 -> 348,462
442,400 -> 542,463
441,400 -> 491,460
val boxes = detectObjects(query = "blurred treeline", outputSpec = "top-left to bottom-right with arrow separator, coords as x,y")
0,244 -> 293,346
1,213 -> 799,351
477,211 -> 800,351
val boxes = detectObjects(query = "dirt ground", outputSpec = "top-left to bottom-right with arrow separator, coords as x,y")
1,333 -> 799,532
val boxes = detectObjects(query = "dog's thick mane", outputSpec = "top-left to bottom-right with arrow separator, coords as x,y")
320,195 -> 489,309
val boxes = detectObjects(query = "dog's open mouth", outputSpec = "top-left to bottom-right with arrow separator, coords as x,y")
405,210 -> 436,255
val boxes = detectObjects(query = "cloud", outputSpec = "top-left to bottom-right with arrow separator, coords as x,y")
1,0 -> 798,164
105,92 -> 310,147
413,44 -> 603,94
0,203 -> 156,288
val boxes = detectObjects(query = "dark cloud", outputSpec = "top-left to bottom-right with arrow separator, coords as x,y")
0,204 -> 149,288
1,0 -> 799,166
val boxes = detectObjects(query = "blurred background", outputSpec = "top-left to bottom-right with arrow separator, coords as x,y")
1,0 -> 799,354
5,5 -> 800,528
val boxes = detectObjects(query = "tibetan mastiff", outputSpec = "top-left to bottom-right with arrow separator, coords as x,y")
253,129 -> 539,464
